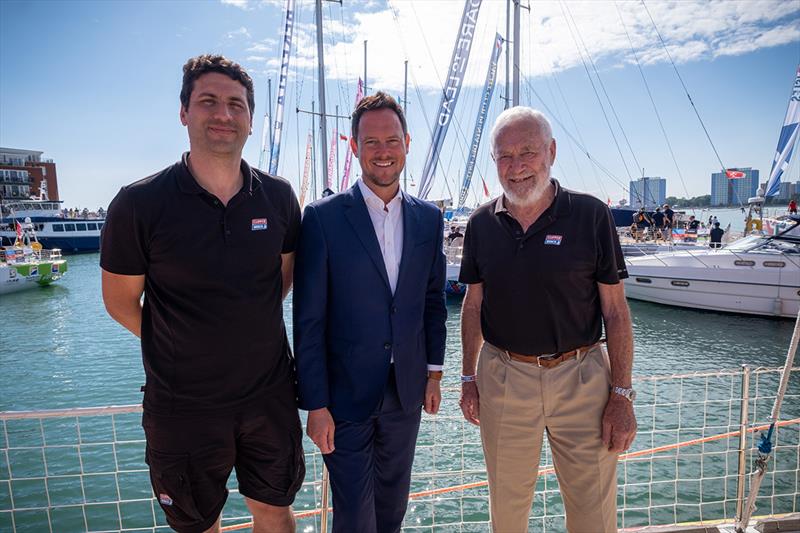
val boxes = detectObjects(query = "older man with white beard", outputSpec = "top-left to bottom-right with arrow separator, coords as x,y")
457,107 -> 636,533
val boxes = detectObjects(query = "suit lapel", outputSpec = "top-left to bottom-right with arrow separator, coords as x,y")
395,191 -> 420,298
344,185 -> 392,293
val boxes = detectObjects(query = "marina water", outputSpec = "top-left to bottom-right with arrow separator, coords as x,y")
1,247 -> 798,531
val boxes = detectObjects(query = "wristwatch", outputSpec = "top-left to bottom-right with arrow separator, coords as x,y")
612,386 -> 636,402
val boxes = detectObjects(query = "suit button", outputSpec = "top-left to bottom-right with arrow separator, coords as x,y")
384,343 -> 392,350
391,306 -> 397,314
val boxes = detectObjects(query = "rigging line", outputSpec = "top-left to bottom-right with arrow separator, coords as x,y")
563,2 -> 643,180
640,0 -> 733,190
543,74 -> 591,195
523,76 -> 633,195
387,1 -> 434,138
336,2 -> 354,109
615,2 -> 692,204
550,73 -> 610,201
558,0 -> 635,184
404,0 -> 485,200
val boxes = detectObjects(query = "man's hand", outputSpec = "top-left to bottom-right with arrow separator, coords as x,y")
424,378 -> 441,415
601,394 -> 637,453
307,408 -> 335,454
459,381 -> 480,426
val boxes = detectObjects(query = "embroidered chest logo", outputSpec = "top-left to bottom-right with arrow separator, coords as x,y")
159,493 -> 173,506
251,218 -> 268,231
544,234 -> 563,246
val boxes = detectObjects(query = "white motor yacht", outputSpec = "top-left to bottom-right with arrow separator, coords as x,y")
624,217 -> 800,318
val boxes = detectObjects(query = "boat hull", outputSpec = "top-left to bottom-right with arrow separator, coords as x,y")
1,260 -> 68,295
624,251 -> 800,318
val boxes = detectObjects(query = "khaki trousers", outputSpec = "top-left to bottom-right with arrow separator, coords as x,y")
477,342 -> 619,533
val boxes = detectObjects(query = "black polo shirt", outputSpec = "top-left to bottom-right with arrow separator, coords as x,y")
459,179 -> 627,356
100,153 -> 301,415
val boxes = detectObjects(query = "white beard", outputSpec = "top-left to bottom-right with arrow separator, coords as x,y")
504,176 -> 551,208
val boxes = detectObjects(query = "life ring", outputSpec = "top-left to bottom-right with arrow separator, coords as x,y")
31,242 -> 42,251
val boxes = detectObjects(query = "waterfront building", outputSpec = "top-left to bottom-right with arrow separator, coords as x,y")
710,167 -> 759,206
779,181 -> 795,200
0,147 -> 59,201
629,176 -> 666,210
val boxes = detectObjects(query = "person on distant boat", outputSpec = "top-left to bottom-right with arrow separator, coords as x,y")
651,207 -> 666,242
293,92 -> 447,533
663,203 -> 675,241
447,224 -> 464,244
632,208 -> 652,242
458,107 -> 636,533
790,199 -> 798,215
710,222 -> 725,249
100,55 -> 304,533
686,215 -> 700,242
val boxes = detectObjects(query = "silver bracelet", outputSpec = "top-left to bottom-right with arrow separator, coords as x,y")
461,374 -> 477,383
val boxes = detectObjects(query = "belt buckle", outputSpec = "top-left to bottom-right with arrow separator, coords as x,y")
536,353 -> 559,367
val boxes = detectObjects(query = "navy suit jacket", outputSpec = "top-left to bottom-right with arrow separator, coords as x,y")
293,184 -> 447,422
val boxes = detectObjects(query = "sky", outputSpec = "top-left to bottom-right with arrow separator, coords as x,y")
1,0 -> 799,209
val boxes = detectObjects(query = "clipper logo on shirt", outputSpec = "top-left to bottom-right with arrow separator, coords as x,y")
251,218 -> 268,231
544,234 -> 563,246
159,493 -> 173,506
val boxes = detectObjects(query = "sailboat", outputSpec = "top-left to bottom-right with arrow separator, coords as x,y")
623,66 -> 800,318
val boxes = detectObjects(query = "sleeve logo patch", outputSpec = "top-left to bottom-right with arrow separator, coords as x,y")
544,234 -> 563,245
159,493 -> 173,506
251,218 -> 268,231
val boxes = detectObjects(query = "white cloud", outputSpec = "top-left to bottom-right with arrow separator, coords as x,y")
221,0 -> 251,10
227,26 -> 251,40
260,0 -> 798,92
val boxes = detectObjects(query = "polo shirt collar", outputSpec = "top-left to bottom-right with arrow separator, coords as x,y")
494,178 -> 571,218
176,152 -> 260,195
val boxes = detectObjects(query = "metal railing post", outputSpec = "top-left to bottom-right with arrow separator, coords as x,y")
735,364 -> 752,522
321,464 -> 330,532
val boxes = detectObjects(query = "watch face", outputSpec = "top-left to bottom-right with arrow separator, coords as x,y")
629,390 -> 637,402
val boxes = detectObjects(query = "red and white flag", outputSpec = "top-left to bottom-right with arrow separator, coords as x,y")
726,169 -> 745,179
15,221 -> 22,239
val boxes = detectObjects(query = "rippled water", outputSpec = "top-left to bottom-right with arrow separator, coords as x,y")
1,253 -> 798,531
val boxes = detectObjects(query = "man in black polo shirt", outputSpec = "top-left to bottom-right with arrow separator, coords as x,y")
100,55 -> 304,533
458,107 -> 636,532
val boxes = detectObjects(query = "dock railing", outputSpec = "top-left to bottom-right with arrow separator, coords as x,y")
1,366 -> 798,532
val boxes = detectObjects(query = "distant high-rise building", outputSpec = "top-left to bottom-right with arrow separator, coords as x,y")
629,177 -> 666,210
0,147 -> 60,201
779,181 -> 795,200
710,168 -> 759,206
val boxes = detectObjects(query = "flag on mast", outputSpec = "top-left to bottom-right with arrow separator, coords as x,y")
327,128 -> 337,190
764,65 -> 800,197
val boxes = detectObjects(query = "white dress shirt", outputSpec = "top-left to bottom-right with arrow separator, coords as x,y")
357,179 -> 442,372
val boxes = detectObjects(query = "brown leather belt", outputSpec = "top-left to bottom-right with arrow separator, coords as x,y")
506,342 -> 601,368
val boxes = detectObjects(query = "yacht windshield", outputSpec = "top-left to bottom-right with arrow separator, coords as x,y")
725,235 -> 767,253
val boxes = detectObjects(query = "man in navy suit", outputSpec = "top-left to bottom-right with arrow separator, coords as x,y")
293,92 -> 447,533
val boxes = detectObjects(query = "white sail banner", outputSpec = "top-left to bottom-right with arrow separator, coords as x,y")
326,128 -> 337,189
765,65 -> 800,197
417,0 -> 483,199
458,33 -> 502,210
341,78 -> 364,190
268,0 -> 295,176
299,132 -> 312,207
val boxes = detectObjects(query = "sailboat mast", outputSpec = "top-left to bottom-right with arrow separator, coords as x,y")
505,0 -> 511,109
512,0 -> 520,106
364,40 -> 368,94
315,0 -> 328,196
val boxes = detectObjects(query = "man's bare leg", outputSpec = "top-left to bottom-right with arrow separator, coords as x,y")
245,497 -> 295,533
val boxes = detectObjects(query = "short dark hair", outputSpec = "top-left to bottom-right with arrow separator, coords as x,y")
180,54 -> 255,117
351,91 -> 407,141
